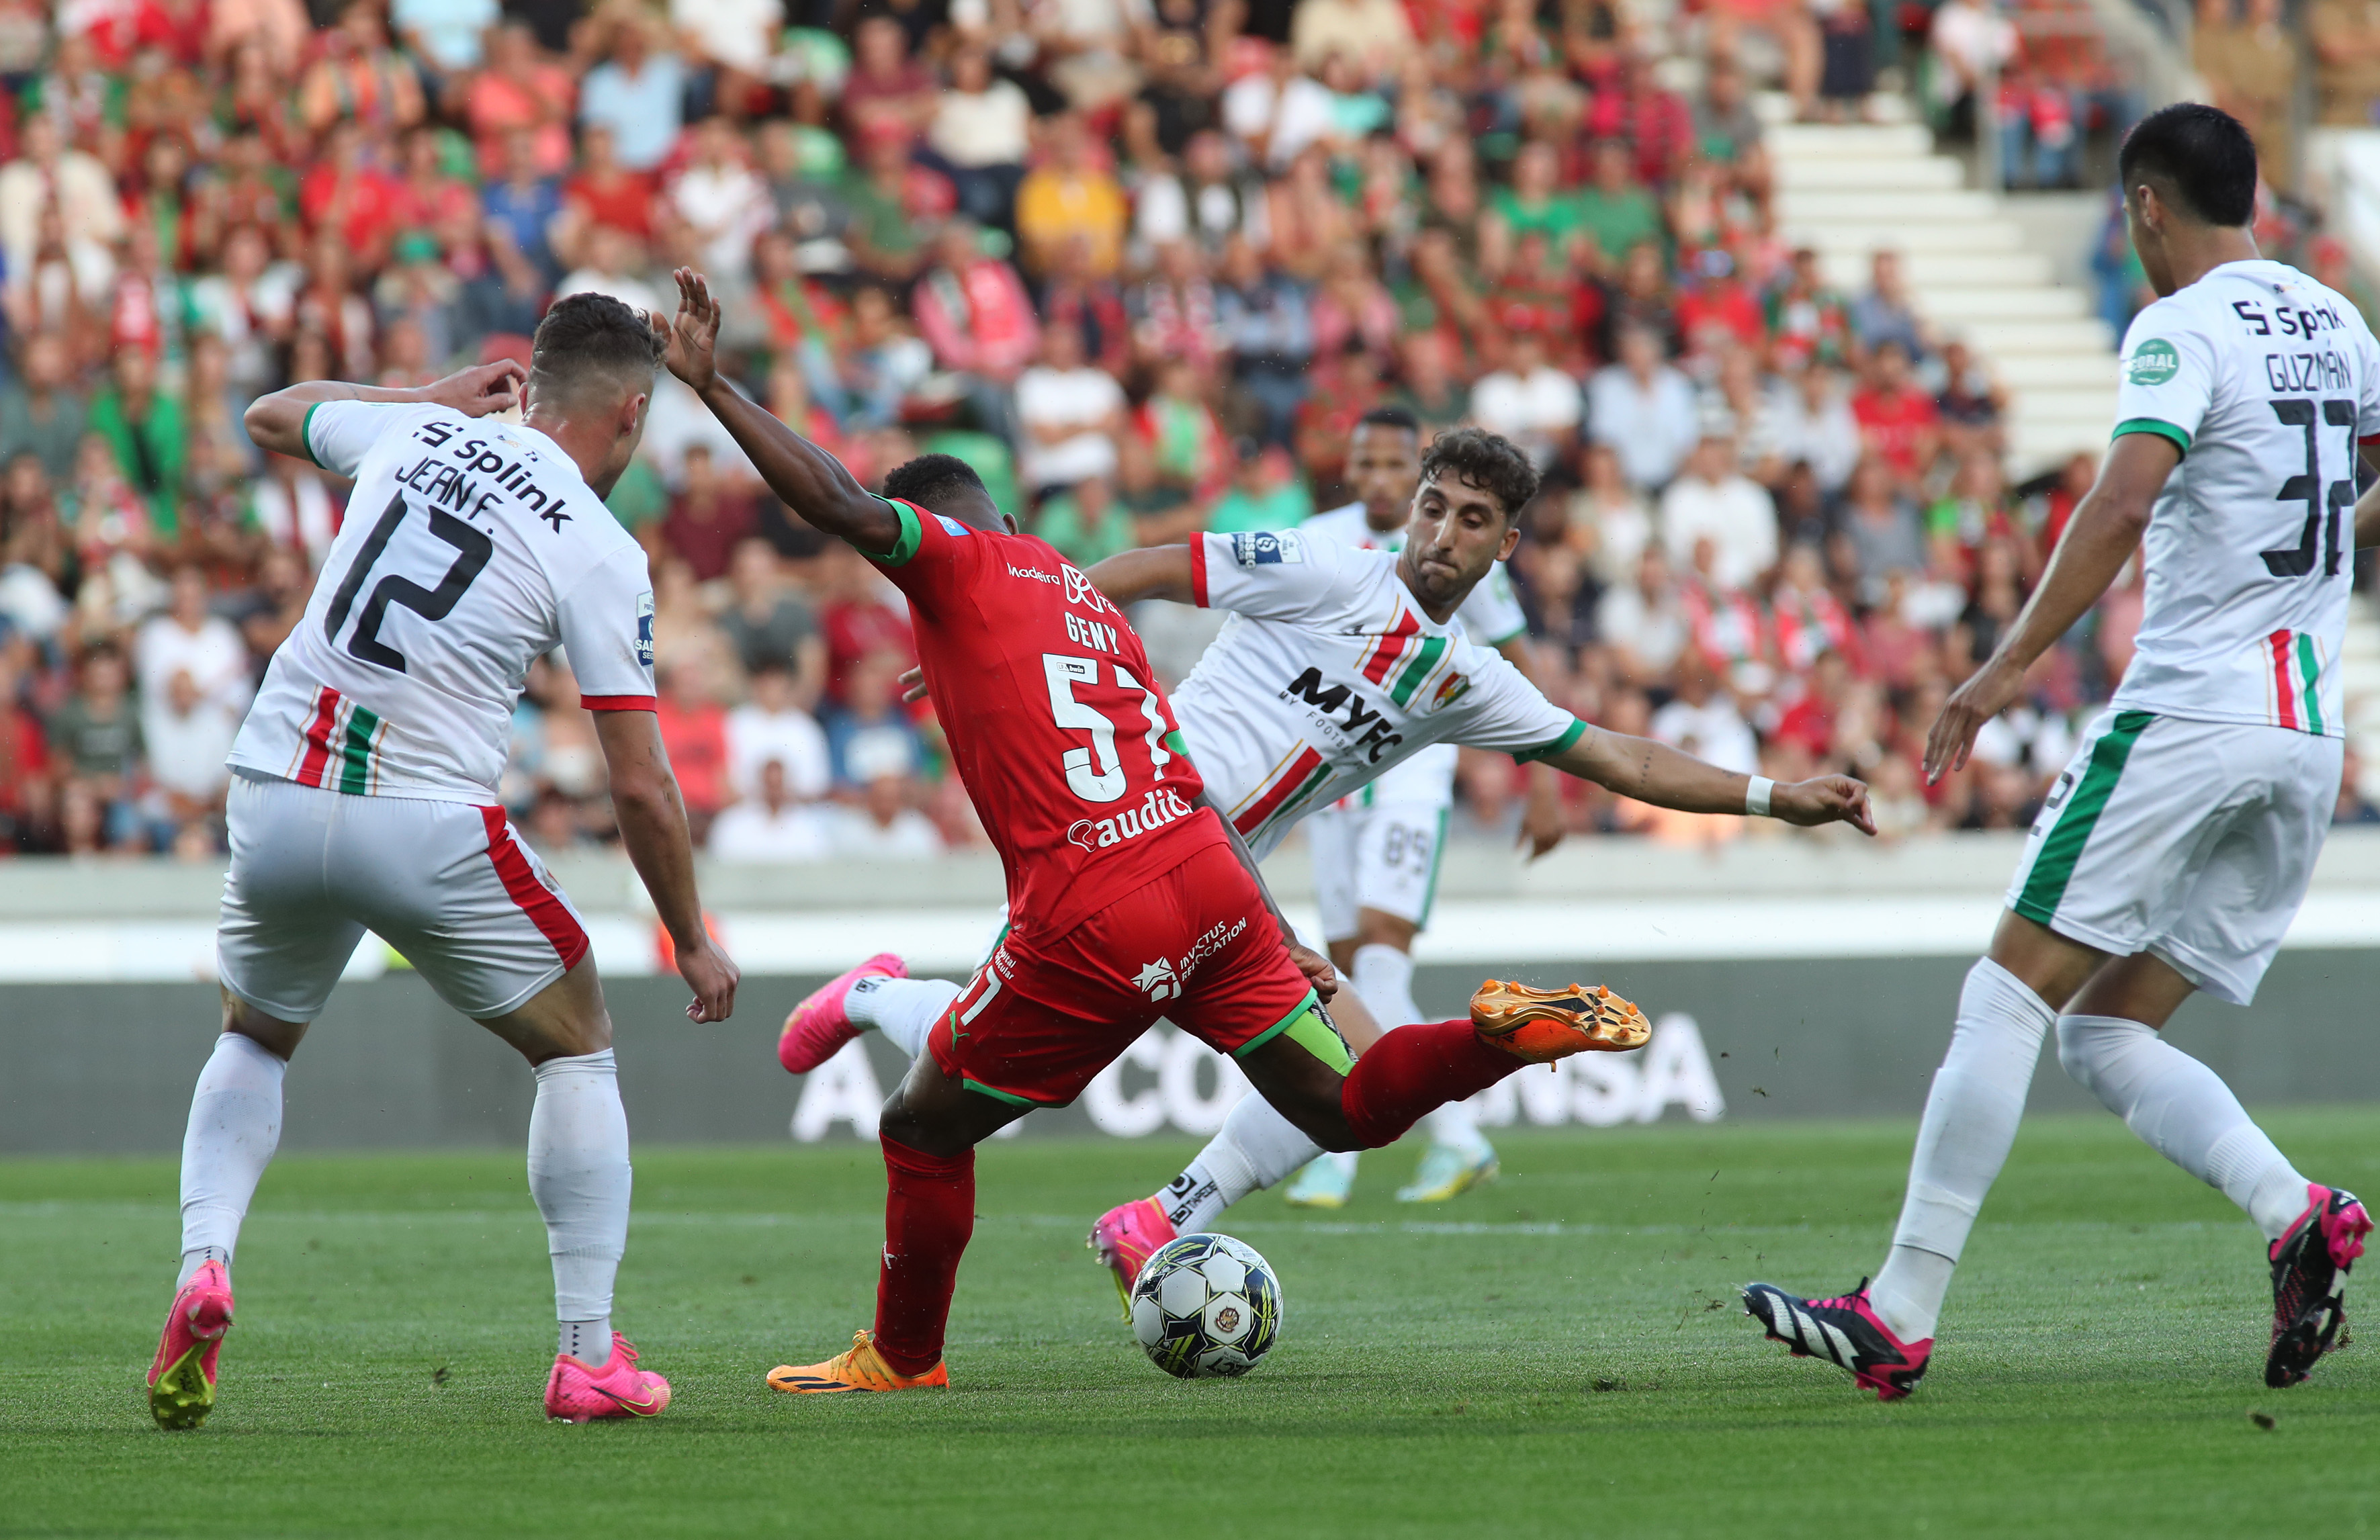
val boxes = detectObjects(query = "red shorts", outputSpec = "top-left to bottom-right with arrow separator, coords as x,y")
927,843 -> 1319,1107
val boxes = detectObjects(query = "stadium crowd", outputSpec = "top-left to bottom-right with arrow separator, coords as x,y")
0,0 -> 2374,862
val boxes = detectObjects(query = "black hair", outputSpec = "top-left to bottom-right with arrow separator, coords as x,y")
2117,102 -> 2257,228
1419,427 -> 1538,522
529,291 -> 665,400
881,453 -> 989,516
1356,404 -> 1420,437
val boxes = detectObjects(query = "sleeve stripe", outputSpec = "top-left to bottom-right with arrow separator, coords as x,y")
580,694 -> 658,711
1511,717 -> 1587,766
299,400 -> 326,468
2112,417 -> 2191,454
861,496 -> 925,565
1190,535 -> 1211,608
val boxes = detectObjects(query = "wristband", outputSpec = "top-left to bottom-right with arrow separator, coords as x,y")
1745,776 -> 1775,818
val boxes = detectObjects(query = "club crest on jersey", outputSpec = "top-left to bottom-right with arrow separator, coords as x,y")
1069,786 -> 1194,851
634,592 -> 655,668
1231,531 -> 1303,568
1133,957 -> 1180,1002
1431,671 -> 1471,709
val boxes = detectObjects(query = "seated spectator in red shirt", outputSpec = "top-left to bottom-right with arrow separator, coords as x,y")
297,121 -> 402,269
840,15 -> 936,152
659,445 -> 760,582
388,124 -> 476,244
557,124 -> 656,257
912,220 -> 1040,381
1850,339 -> 1941,484
1772,648 -> 1853,760
1675,246 -> 1764,366
654,659 -> 730,840
817,544 -> 917,710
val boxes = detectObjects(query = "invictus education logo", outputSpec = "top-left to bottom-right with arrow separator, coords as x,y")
1133,958 -> 1180,1002
2125,338 -> 2180,386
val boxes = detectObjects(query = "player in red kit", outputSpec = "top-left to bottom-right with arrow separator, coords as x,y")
660,269 -> 1652,1390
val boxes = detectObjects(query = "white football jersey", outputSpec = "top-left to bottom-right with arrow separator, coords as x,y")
228,401 -> 656,803
2111,259 -> 2380,737
1174,529 -> 1578,858
1298,502 -> 1532,806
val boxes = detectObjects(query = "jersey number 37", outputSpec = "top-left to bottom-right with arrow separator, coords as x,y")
2266,398 -> 2356,580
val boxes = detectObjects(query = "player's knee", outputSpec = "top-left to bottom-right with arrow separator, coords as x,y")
221,991 -> 304,1060
1353,909 -> 1417,952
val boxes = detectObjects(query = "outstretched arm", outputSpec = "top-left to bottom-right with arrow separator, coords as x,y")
1923,431 -> 2173,780
1086,544 -> 1196,605
242,360 -> 525,461
593,709 -> 740,1022
660,268 -> 901,554
1544,725 -> 1876,835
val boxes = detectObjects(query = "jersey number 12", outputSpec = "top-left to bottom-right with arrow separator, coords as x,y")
324,493 -> 495,672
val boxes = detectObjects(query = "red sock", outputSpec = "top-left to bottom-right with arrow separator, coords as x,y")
873,1136 -> 975,1376
1340,1020 -> 1517,1148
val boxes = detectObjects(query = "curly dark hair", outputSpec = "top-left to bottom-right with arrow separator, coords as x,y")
528,291 -> 665,402
881,453 -> 988,514
1418,426 -> 1538,523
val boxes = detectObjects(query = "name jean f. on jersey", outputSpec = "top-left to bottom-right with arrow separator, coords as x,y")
2111,259 -> 2380,737
229,401 -> 658,802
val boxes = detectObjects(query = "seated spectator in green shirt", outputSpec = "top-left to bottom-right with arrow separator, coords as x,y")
842,136 -> 928,285
1485,141 -> 1587,270
1206,441 -> 1315,534
1033,475 -> 1140,569
1573,139 -> 1665,271
0,332 -> 91,487
605,456 -> 668,539
87,349 -> 186,533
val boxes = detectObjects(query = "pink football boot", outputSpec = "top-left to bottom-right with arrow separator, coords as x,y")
1087,1197 -> 1178,1314
147,1259 -> 234,1429
777,953 -> 908,1074
544,1333 -> 672,1422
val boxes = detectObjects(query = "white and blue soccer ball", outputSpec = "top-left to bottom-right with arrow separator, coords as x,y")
1129,1232 -> 1283,1379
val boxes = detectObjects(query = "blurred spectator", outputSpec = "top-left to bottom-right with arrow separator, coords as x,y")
0,333 -> 91,485
654,660 -> 730,841
1851,340 -> 1941,486
914,220 -> 1041,384
136,565 -> 251,717
1650,648 -> 1758,773
1928,0 -> 2017,137
1598,545 -> 1690,688
556,224 -> 664,316
1571,140 -> 1663,275
579,11 -> 686,173
1137,129 -> 1270,255
1208,440 -> 1314,533
0,106 -> 127,277
47,641 -> 142,846
671,116 -> 775,287
1017,112 -> 1129,278
660,445 -> 761,583
1840,457 -> 1927,605
2310,0 -> 2380,129
1591,326 -> 1699,492
1849,250 -> 1927,360
710,757 -> 835,862
824,772 -> 946,858
1660,431 -> 1778,592
826,647 -> 926,787
1016,324 -> 1127,495
1769,361 -> 1861,495
89,349 -> 185,530
1034,475 -> 1139,568
725,664 -> 832,805
718,538 -> 826,691
1472,331 -> 1583,471
925,49 -> 1032,232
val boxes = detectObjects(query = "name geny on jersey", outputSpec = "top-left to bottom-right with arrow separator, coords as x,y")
1281,667 -> 1402,762
1063,610 -> 1122,654
394,420 -> 573,532
1066,784 -> 1195,851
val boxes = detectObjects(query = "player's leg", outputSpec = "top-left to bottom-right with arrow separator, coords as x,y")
152,774 -> 361,1429
778,910 -> 1008,1072
369,799 -> 666,1420
776,938 -> 1118,1399
2058,736 -> 2369,1386
1286,804 -> 1365,1207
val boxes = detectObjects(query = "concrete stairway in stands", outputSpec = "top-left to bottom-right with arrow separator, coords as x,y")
1764,119 -> 2118,478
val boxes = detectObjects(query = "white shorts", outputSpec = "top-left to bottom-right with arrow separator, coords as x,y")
2005,709 -> 2340,1007
1310,795 -> 1452,941
216,772 -> 592,1022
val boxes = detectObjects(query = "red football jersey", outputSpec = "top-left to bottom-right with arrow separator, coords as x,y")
867,496 -> 1227,942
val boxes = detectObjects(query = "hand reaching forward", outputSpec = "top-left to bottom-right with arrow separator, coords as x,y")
425,359 -> 526,418
1772,774 -> 1878,836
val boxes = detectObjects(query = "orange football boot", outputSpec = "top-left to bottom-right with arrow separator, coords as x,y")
766,1330 -> 949,1394
1470,980 -> 1650,1062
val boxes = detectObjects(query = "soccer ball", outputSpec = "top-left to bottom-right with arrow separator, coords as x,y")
1128,1232 -> 1283,1379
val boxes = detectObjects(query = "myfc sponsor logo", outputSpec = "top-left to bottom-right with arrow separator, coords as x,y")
1280,667 -> 1403,762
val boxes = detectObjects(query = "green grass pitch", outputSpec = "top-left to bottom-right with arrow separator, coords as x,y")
5,1112 -> 2377,1539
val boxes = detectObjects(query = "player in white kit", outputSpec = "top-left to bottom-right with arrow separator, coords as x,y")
775,428 -> 1878,1298
145,295 -> 740,1431
1746,105 -> 2377,1400
1292,408 -> 1569,1206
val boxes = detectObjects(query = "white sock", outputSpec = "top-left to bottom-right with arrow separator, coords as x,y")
177,1032 -> 288,1288
2056,1013 -> 2311,1242
529,1050 -> 631,1371
1159,1093 -> 1327,1230
846,977 -> 961,1059
1868,958 -> 2056,1344
559,1318 -> 613,1363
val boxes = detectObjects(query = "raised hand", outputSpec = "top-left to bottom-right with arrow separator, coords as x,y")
427,359 -> 526,418
660,267 -> 723,394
